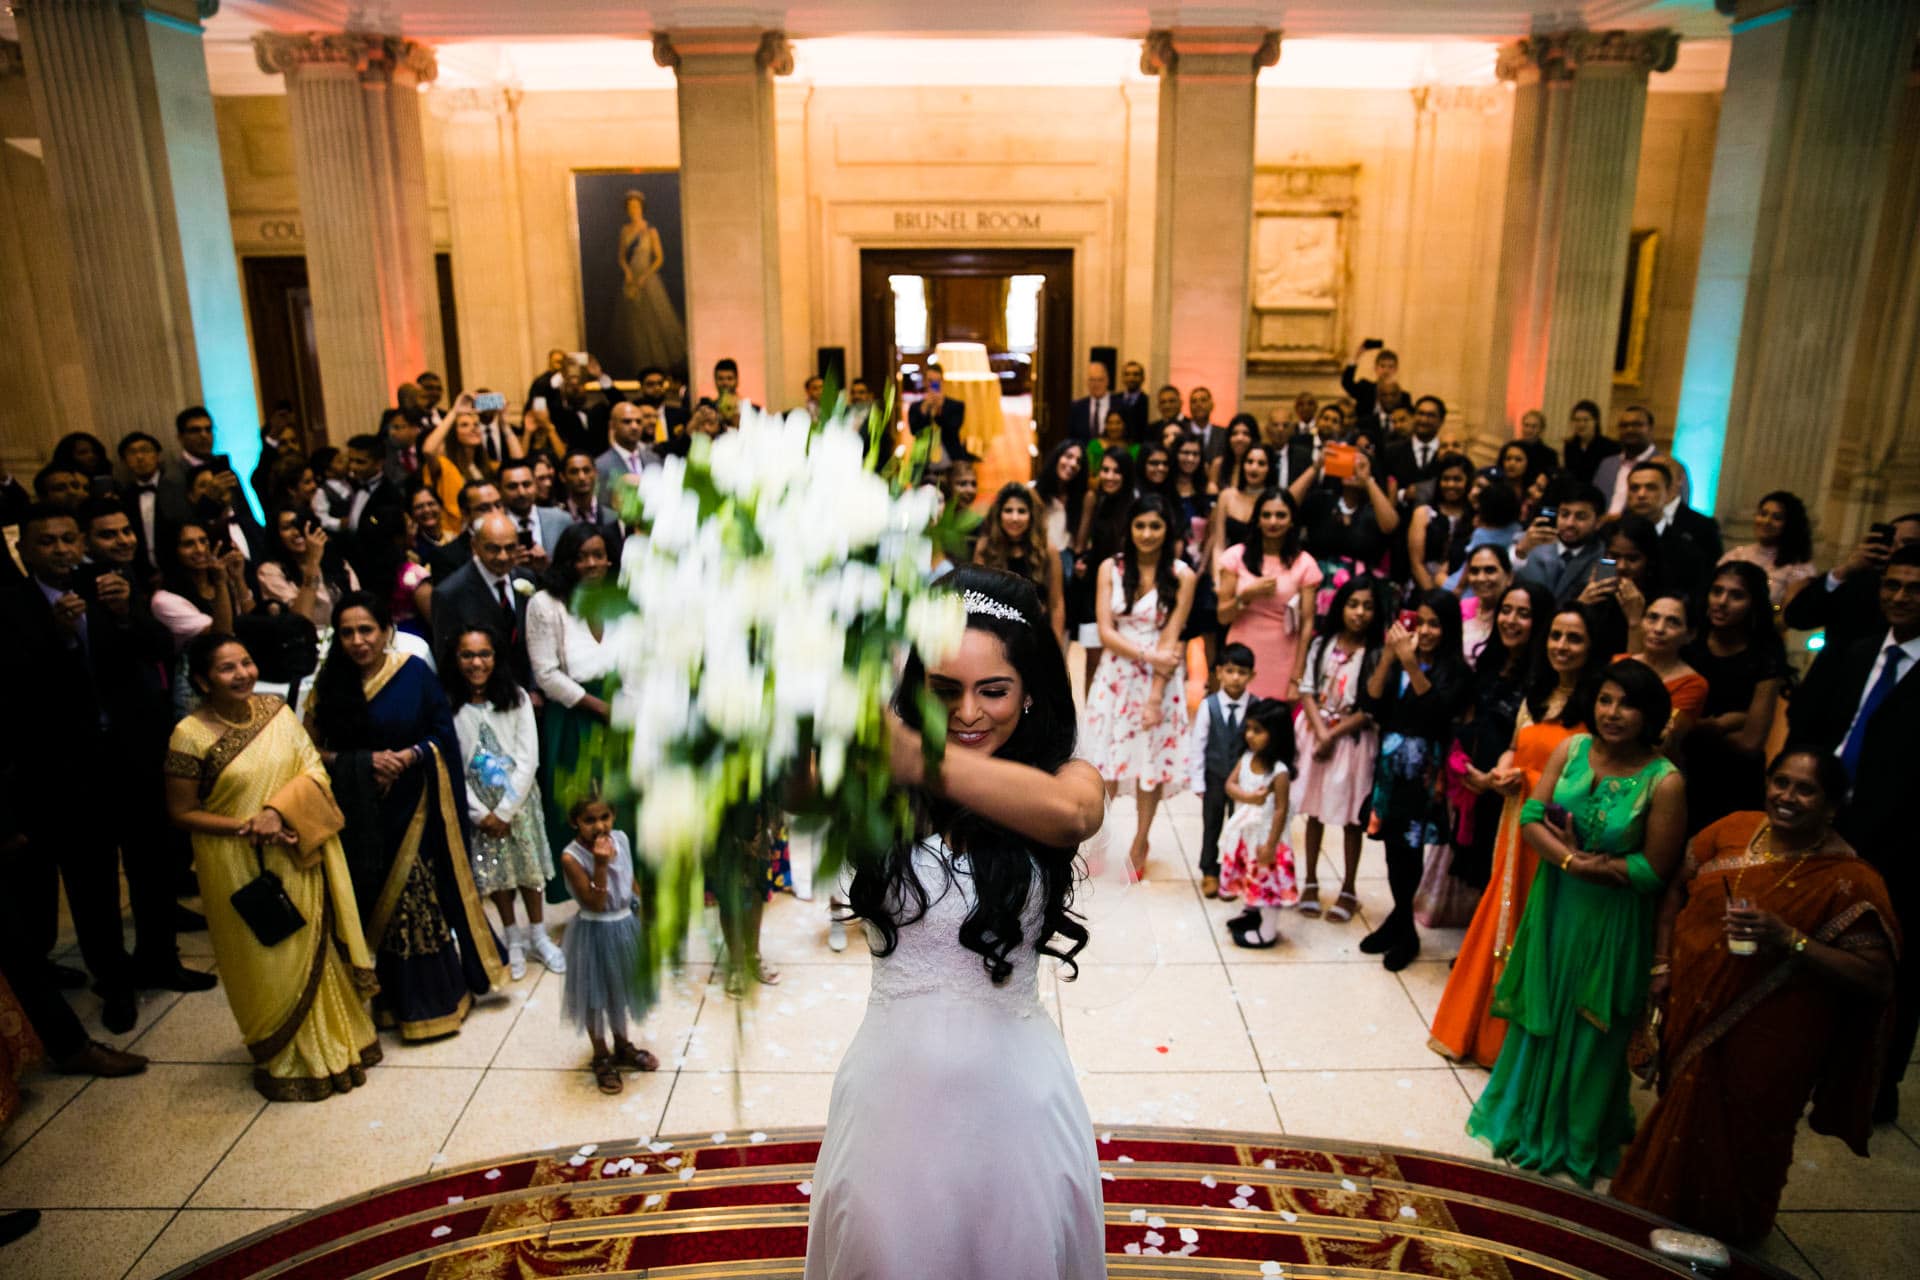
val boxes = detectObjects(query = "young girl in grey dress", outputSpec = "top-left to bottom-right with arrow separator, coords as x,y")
557,795 -> 659,1095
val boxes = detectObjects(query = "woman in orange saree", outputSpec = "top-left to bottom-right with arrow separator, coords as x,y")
1429,602 -> 1616,1067
1612,748 -> 1899,1243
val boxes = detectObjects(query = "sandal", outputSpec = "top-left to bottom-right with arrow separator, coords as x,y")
613,1042 -> 659,1073
590,1054 -> 623,1094
1326,891 -> 1358,923
1297,882 -> 1322,918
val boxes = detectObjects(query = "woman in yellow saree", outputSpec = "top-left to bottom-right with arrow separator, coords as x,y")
164,633 -> 380,1102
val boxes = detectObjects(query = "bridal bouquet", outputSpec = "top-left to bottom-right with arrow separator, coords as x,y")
588,394 -> 970,980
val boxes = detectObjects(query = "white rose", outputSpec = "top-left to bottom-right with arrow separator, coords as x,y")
905,593 -> 968,663
637,765 -> 713,865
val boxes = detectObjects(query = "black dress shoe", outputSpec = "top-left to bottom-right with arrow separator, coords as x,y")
45,961 -> 88,991
142,962 -> 217,993
1383,937 -> 1422,972
1358,923 -> 1394,955
55,1040 -> 148,1077
0,1209 -> 41,1247
100,990 -> 138,1035
173,904 -> 207,932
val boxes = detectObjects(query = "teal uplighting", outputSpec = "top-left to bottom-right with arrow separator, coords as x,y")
1805,631 -> 1826,653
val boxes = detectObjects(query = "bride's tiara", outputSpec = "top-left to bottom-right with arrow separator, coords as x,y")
962,590 -> 1025,624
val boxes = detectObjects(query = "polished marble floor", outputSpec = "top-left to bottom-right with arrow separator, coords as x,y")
2,792 -> 1914,1279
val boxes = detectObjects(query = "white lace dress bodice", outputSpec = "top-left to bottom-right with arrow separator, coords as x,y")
805,837 -> 1107,1279
861,839 -> 1045,1018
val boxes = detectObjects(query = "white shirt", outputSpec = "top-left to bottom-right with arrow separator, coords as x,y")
1837,628 -> 1920,758
1085,394 -> 1110,439
1653,494 -> 1682,535
1609,444 -> 1659,513
1411,438 -> 1436,471
1186,690 -> 1251,795
526,590 -> 615,708
474,560 -> 513,609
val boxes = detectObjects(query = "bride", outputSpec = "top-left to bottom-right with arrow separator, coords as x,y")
805,566 -> 1109,1279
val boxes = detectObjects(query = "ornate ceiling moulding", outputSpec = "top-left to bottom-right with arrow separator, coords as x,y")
1140,27 -> 1282,77
253,31 -> 439,85
651,29 -> 793,76
1497,28 -> 1680,83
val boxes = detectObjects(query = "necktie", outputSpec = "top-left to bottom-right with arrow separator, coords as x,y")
1225,701 -> 1241,736
1841,646 -> 1905,779
628,450 -> 641,475
496,577 -> 513,618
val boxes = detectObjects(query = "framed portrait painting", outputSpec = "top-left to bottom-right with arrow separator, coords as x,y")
572,169 -> 689,382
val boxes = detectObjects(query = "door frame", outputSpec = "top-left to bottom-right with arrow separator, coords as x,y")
858,247 -> 1074,451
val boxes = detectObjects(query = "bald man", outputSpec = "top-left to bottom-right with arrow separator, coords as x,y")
431,510 -> 537,686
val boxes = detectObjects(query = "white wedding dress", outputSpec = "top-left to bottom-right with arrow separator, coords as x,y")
804,838 -> 1108,1279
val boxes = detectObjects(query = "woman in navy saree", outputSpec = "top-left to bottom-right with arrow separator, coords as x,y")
307,592 -> 506,1039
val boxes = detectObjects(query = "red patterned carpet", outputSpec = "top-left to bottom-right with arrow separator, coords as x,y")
158,1127 -> 1790,1279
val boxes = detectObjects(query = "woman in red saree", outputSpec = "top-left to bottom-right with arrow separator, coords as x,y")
1612,747 -> 1900,1243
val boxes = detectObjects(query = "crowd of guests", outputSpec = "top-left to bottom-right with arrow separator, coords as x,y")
2,338 -> 1916,1255
997,344 -> 1917,1245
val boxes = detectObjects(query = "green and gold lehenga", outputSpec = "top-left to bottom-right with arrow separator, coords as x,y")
165,696 -> 382,1101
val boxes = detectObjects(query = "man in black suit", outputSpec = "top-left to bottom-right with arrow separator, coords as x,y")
1622,459 -> 1721,597
114,432 -> 168,569
1262,407 -> 1317,491
1188,386 -> 1231,467
635,366 -> 689,434
1380,395 -> 1447,497
432,512 -> 537,687
426,481 -> 508,583
0,505 -> 208,1034
341,433 -> 407,589
1147,383 -> 1190,443
907,378 -> 972,461
1067,360 -> 1116,445
1783,514 -> 1920,653
1116,360 -> 1150,442
1788,544 -> 1920,1119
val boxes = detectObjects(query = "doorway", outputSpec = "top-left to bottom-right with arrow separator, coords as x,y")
242,255 -> 326,442
858,248 -> 1073,450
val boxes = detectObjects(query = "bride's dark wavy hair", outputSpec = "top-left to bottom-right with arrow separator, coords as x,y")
845,565 -> 1090,985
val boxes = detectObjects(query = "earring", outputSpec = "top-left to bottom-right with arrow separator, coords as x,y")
1023,697 -> 1033,713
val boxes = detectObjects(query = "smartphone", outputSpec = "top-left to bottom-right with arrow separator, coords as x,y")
1593,557 -> 1618,582
475,392 -> 507,413
1869,521 -> 1895,547
1361,338 -> 1384,351
1542,803 -> 1573,831
209,457 -> 234,475
570,351 -> 590,367
1321,441 -> 1357,480
1536,506 -> 1558,525
529,396 -> 548,413
1396,609 -> 1419,632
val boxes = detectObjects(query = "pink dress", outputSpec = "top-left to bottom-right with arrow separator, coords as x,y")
1291,637 -> 1378,827
1218,543 -> 1323,700
1218,755 -> 1297,906
1082,561 -> 1191,793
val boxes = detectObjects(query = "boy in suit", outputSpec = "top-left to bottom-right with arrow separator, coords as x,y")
1187,644 -> 1257,901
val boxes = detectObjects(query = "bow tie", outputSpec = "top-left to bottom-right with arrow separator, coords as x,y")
135,483 -> 157,494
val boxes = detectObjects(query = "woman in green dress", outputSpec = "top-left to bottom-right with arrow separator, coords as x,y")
1466,659 -> 1686,1184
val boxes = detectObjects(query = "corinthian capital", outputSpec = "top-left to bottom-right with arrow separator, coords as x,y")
1497,28 -> 1679,83
253,31 -> 438,85
1140,27 -> 1282,77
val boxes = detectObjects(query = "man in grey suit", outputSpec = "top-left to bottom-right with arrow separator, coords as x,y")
1592,404 -> 1689,515
1513,483 -> 1607,604
496,458 -> 574,572
595,402 -> 659,505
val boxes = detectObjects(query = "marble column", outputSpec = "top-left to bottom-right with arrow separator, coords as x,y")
1670,0 -> 1919,521
254,31 -> 443,441
10,0 -> 255,462
433,86 -> 534,400
1141,27 -> 1281,419
1488,28 -> 1677,440
653,29 -> 790,407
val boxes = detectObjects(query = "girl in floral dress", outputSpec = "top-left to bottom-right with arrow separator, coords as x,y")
1220,699 -> 1298,948
1081,494 -> 1198,877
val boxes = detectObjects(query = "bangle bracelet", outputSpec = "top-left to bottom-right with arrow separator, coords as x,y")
1649,963 -> 1670,976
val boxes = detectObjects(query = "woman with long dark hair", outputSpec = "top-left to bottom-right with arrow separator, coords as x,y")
305,592 -> 505,1039
1362,588 -> 1471,970
1468,660 -> 1685,1184
1216,487 -> 1321,701
1033,439 -> 1087,579
1407,452 -> 1476,592
1446,581 -> 1554,891
1068,448 -> 1136,667
1681,560 -> 1790,831
974,482 -> 1065,645
50,431 -> 112,489
808,566 -> 1105,1278
256,506 -> 357,629
1206,413 -> 1259,492
1721,489 -> 1818,613
1561,398 -> 1617,484
1082,494 -> 1198,875
1430,601 -> 1622,1066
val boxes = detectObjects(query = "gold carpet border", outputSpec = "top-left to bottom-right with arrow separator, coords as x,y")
157,1123 -> 1717,1280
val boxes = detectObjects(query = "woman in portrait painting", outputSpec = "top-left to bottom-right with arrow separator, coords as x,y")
610,189 -> 688,377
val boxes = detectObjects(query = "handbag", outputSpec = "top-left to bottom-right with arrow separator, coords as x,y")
1413,841 -> 1479,929
229,840 -> 306,947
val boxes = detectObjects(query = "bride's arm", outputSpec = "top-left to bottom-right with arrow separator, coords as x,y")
889,718 -> 1104,849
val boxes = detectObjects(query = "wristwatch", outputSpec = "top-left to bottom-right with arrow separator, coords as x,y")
1790,932 -> 1810,957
